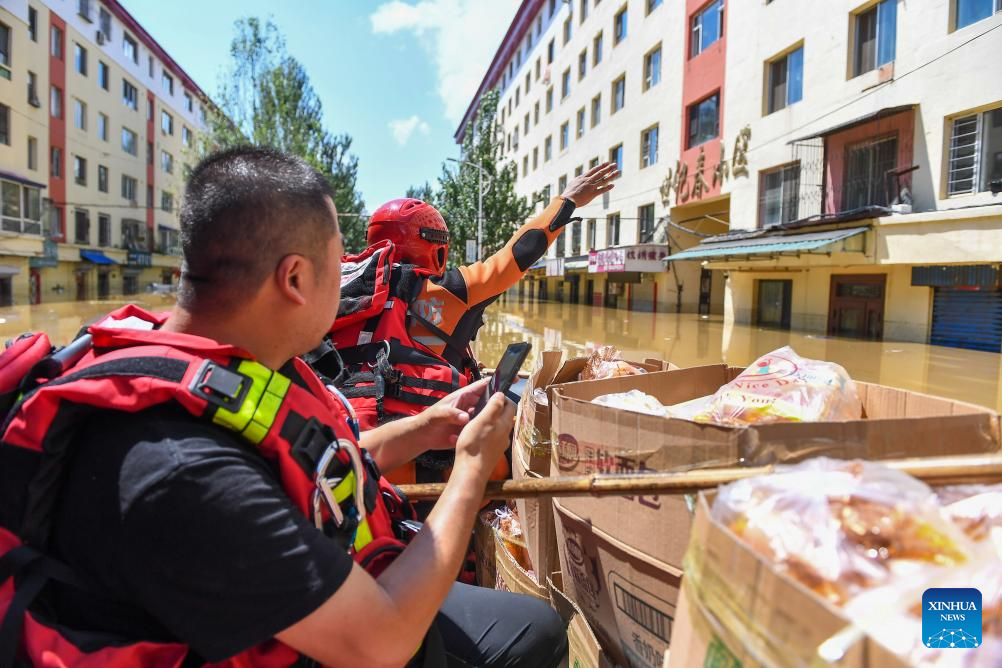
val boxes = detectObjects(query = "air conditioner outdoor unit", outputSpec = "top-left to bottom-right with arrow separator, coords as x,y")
96,31 -> 106,45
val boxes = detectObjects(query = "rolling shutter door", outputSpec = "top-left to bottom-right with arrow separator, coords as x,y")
931,288 -> 1002,353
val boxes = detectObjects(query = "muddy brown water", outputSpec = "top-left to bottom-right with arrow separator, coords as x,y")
3,297 -> 1000,411
476,297 -> 1002,412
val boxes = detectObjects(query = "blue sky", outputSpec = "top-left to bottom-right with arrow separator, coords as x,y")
125,0 -> 519,210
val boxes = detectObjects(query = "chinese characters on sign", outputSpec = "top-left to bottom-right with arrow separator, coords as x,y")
589,245 -> 668,273
661,125 -> 752,207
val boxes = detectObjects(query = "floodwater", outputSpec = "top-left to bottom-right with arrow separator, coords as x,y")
3,297 -> 1000,412
477,296 -> 1002,412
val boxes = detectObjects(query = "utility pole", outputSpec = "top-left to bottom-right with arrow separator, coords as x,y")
447,157 -> 492,262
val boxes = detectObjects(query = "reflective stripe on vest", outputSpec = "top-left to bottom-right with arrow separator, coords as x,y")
211,359 -> 292,445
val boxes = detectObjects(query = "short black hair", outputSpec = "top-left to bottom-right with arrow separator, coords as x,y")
178,146 -> 337,312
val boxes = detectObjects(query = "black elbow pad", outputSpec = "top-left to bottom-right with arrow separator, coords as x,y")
513,230 -> 548,271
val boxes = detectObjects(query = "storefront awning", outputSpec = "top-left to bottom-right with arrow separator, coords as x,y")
667,226 -> 868,262
0,169 -> 46,190
564,259 -> 589,270
80,249 -> 118,265
790,104 -> 915,143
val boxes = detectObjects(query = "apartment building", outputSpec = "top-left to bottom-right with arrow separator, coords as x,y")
457,0 -> 1002,352
0,0 -> 208,305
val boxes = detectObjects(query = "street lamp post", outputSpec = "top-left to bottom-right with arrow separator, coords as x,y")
447,157 -> 491,262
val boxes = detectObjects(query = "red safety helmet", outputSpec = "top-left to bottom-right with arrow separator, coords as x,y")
367,198 -> 450,274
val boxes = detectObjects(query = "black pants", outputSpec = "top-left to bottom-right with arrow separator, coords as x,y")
415,582 -> 567,668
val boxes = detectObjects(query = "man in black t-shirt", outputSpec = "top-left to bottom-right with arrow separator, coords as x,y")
41,148 -> 566,667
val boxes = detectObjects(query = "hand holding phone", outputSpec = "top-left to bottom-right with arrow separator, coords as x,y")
473,342 -> 532,416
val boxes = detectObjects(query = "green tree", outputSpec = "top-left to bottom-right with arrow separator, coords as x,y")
194,17 -> 367,252
404,182 -> 435,202
436,89 -> 539,266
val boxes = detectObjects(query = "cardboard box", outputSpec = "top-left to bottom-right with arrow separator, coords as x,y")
513,352 -> 673,585
668,493 -> 907,668
549,364 -> 1000,666
550,363 -> 1001,571
493,527 -> 549,601
548,573 -> 617,668
554,498 -> 681,668
474,510 -> 496,589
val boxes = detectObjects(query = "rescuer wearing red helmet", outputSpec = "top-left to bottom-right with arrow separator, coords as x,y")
316,162 -> 619,486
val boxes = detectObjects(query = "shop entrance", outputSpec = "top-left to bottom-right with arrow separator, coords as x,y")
757,279 -> 792,329
827,274 -> 885,340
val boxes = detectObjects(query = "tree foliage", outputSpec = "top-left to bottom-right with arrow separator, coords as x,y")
194,17 -> 367,252
435,89 -> 539,266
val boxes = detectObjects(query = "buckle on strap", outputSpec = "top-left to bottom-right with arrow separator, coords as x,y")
312,438 -> 367,534
189,360 -> 252,411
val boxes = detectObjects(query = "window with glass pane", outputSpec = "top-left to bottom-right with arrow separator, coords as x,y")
50,86 -> 62,119
51,147 -> 61,177
74,99 -> 86,130
122,80 -> 137,110
98,165 -> 108,192
98,214 -> 111,247
593,32 -> 603,65
161,150 -> 173,174
74,156 -> 86,185
591,95 -> 601,126
562,69 -> 571,98
691,0 -> 723,57
580,0 -> 589,22
768,46 -> 803,113
579,50 -> 587,79
559,175 -> 568,193
641,125 -> 659,168
576,108 -> 585,138
74,43 -> 87,75
546,87 -> 553,112
162,191 -> 174,212
0,105 -> 8,146
563,17 -> 572,44
587,219 -> 596,248
687,93 -> 719,148
571,221 -> 582,255
98,61 -> 109,90
555,228 -> 565,257
548,38 -> 554,64
644,46 -> 661,90
98,113 -> 108,141
2,181 -> 20,233
28,8 -> 37,42
545,136 -> 553,161
948,109 -> 1002,195
121,175 -> 136,201
162,72 -> 173,95
612,76 -> 625,113
560,122 -> 569,150
609,144 -> 623,171
161,111 -> 173,135
74,209 -> 90,244
121,127 -> 136,156
638,204 -> 656,242
27,137 -> 37,170
607,213 -> 621,245
759,164 -> 800,226
854,0 -> 895,76
614,6 -> 628,44
956,0 -> 1002,29
99,8 -> 111,39
51,26 -> 63,59
123,33 -> 137,63
843,136 -> 897,209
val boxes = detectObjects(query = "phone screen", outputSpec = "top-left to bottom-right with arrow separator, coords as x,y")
474,342 -> 531,415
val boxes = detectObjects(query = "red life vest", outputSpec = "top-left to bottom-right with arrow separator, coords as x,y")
0,305 -> 411,667
314,241 -> 478,431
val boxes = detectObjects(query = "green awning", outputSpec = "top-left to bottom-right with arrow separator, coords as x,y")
667,226 -> 868,262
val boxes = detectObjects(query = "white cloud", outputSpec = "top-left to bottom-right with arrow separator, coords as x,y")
388,115 -> 432,146
371,0 -> 521,126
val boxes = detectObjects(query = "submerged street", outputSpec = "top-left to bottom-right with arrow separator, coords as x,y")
480,296 -> 1002,412
7,297 -> 1000,412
